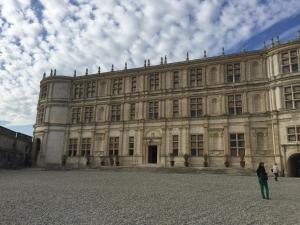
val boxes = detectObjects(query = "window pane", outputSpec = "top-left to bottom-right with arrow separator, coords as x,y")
230,134 -> 236,140
238,134 -> 244,139
288,127 -> 295,134
283,66 -> 290,73
292,64 -> 299,72
286,101 -> 293,109
288,135 -> 296,141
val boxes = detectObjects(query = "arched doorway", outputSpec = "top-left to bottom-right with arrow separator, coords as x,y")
288,153 -> 300,177
34,138 -> 41,164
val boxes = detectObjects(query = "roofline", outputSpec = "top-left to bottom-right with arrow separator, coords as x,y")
42,37 -> 300,81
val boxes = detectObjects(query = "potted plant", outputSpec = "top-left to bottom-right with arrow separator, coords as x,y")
203,154 -> 209,167
224,154 -> 230,167
100,156 -> 105,166
114,154 -> 120,166
62,154 -> 67,166
169,152 -> 175,167
109,155 -> 114,166
239,152 -> 245,168
183,153 -> 189,167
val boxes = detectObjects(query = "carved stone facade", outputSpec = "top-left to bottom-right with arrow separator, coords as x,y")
33,38 -> 300,176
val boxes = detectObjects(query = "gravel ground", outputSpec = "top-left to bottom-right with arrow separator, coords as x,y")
0,168 -> 299,225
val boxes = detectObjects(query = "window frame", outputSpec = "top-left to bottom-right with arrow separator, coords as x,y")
228,94 -> 243,115
173,71 -> 180,89
131,76 -> 137,93
86,81 -> 96,98
287,126 -> 300,142
229,133 -> 245,157
172,135 -> 179,156
74,83 -> 84,99
148,101 -> 159,120
226,63 -> 241,83
128,136 -> 134,156
71,107 -> 81,124
149,73 -> 160,91
130,103 -> 135,120
84,106 -> 94,123
189,68 -> 203,87
284,84 -> 300,110
112,78 -> 123,95
36,106 -> 45,125
173,99 -> 179,117
190,134 -> 204,157
109,137 -> 119,156
190,97 -> 203,118
40,85 -> 48,100
68,138 -> 78,157
111,104 -> 121,122
281,49 -> 299,73
81,138 -> 91,157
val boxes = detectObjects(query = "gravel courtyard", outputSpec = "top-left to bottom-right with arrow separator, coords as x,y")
0,168 -> 299,225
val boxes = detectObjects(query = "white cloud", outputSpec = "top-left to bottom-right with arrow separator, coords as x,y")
0,0 -> 300,129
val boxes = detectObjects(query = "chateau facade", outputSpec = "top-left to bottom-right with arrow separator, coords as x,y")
34,37 -> 300,176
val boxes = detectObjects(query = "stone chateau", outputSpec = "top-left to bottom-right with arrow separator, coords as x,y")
33,35 -> 300,176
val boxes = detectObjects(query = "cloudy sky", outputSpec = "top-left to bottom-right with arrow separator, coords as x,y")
1,0 -> 300,136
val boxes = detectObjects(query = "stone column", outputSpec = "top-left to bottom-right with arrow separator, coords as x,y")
243,92 -> 248,114
204,124 -> 209,156
244,122 -> 252,166
203,96 -> 208,116
161,128 -> 167,167
183,126 -> 190,155
182,69 -> 188,88
223,125 -> 229,156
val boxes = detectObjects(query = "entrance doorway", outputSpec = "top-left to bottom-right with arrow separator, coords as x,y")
148,145 -> 157,164
288,153 -> 300,177
34,138 -> 41,163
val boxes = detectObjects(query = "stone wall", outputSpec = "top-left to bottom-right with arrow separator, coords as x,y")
0,126 -> 33,168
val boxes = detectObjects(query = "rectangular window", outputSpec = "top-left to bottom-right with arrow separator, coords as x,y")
130,103 -> 135,120
84,106 -> 94,123
190,135 -> 203,156
74,83 -> 84,99
189,68 -> 202,87
228,94 -> 242,115
131,76 -> 137,92
68,138 -> 78,157
149,73 -> 159,91
109,137 -> 119,156
226,63 -> 241,83
173,100 -> 179,117
129,137 -> 134,156
284,85 -> 300,109
287,126 -> 300,142
71,107 -> 81,124
40,85 -> 47,99
281,49 -> 299,73
230,133 -> 245,157
36,107 -> 45,125
148,101 -> 159,119
190,97 -> 202,118
112,78 -> 123,95
173,71 -> 180,88
81,138 -> 91,157
86,81 -> 96,98
111,104 -> 121,122
172,135 -> 179,156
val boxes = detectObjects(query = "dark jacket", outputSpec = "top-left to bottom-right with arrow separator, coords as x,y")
256,166 -> 268,180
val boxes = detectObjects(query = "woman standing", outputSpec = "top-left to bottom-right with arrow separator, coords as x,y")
256,162 -> 270,199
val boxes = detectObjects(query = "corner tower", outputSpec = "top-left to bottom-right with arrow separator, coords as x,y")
33,73 -> 72,167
